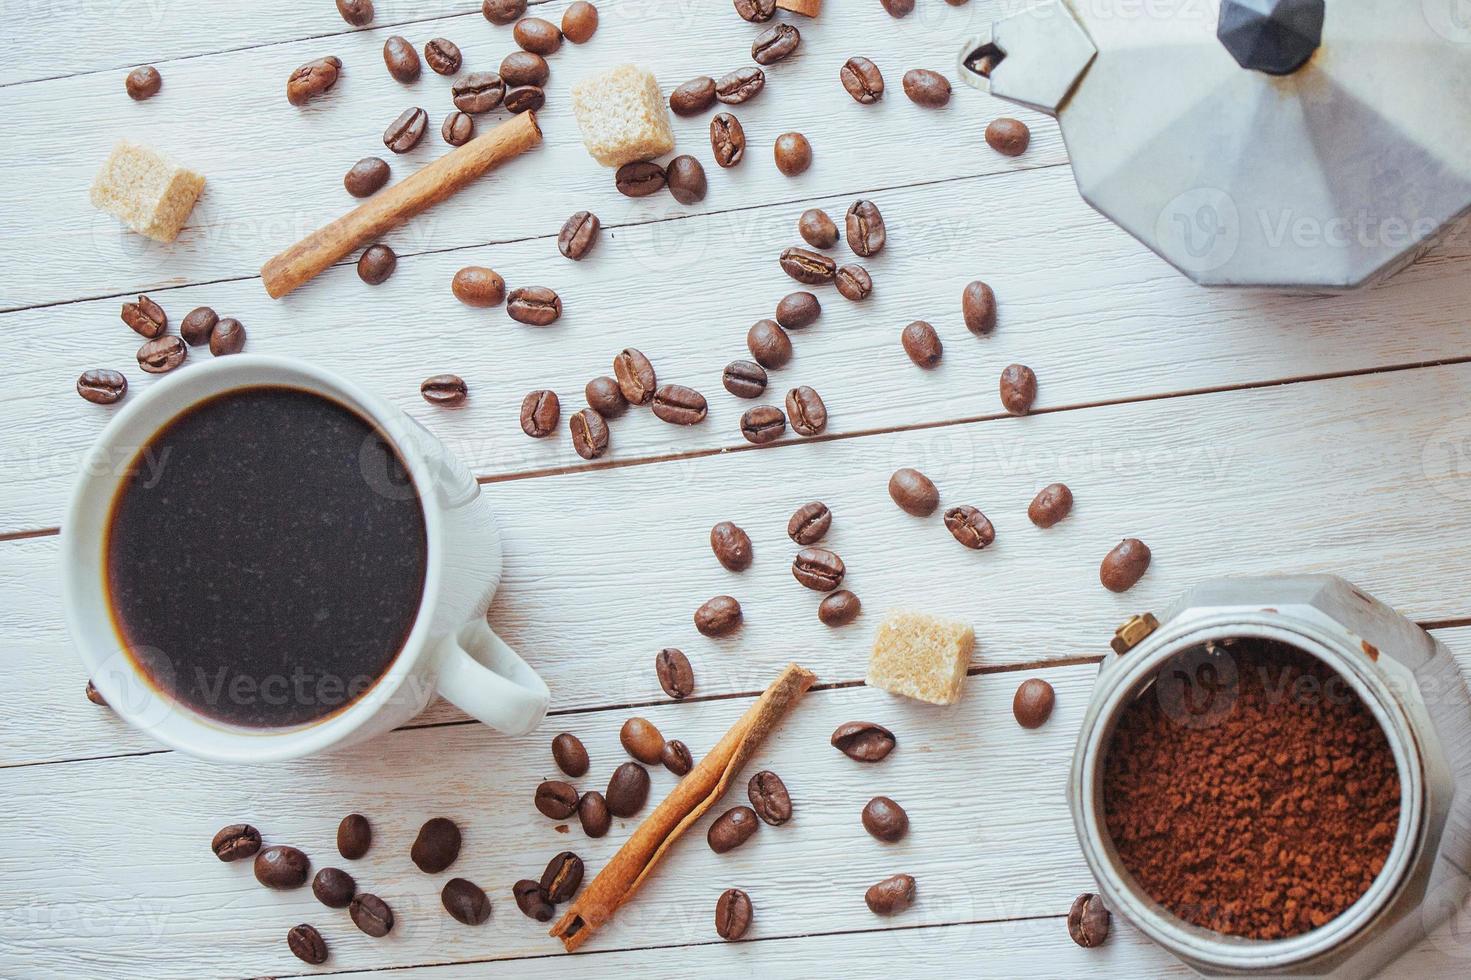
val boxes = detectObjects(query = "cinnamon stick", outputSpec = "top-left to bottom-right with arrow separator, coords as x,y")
260,111 -> 542,299
549,662 -> 817,951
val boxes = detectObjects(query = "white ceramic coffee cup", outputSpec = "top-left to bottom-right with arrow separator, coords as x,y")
61,355 -> 549,763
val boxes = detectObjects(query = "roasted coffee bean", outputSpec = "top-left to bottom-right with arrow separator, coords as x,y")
845,200 -> 886,257
615,160 -> 666,197
1013,678 -> 1055,728
798,208 -> 838,248
540,851 -> 584,903
747,771 -> 792,825
127,65 -> 162,100
866,873 -> 916,915
563,1 -> 599,42
708,806 -> 759,853
710,521 -> 753,571
862,796 -> 909,842
338,813 -> 371,859
442,110 -> 475,146
452,266 -> 505,307
836,264 -> 872,300
507,286 -> 562,325
136,335 -> 187,374
350,893 -> 394,937
710,113 -> 746,167
962,280 -> 997,334
287,923 -> 328,965
209,317 -> 246,356
792,547 -> 844,591
313,867 -> 356,908
357,243 -> 397,284
656,648 -> 695,699
694,595 -> 743,636
515,17 -> 563,55
558,210 -> 600,260
999,363 -> 1037,415
442,877 -> 491,925
779,246 -> 836,284
536,780 -> 580,819
666,155 -> 708,205
483,0 -> 526,24
345,157 -> 391,197
752,23 -> 800,65
179,306 -> 216,346
85,679 -> 108,705
1068,893 -> 1111,948
585,376 -> 628,417
773,132 -> 812,176
453,72 -> 506,113
424,37 -> 462,75
716,66 -> 765,104
578,791 -> 611,837
620,717 -> 665,765
840,57 -> 884,104
520,389 -> 560,437
614,348 -> 657,404
986,117 -> 1031,156
1100,538 -> 1151,593
888,467 -> 939,516
651,384 -> 707,425
903,68 -> 951,107
831,721 -> 896,762
552,733 -> 590,777
383,36 -> 421,83
212,823 -> 262,862
739,405 -> 786,444
722,359 -> 768,399
880,0 -> 915,16
286,57 -> 341,105
570,408 -> 610,459
716,888 -> 753,940
513,879 -> 555,921
776,292 -> 820,330
412,817 -> 462,873
901,320 -> 942,367
944,505 -> 995,549
337,0 -> 375,26
121,295 -> 166,338
383,107 -> 427,153
671,76 -> 717,116
662,739 -> 694,775
504,84 -> 545,113
785,386 -> 827,436
254,845 -> 310,888
421,373 -> 468,406
733,0 -> 776,22
747,319 -> 792,369
787,501 -> 831,544
1028,483 -> 1072,528
606,762 -> 651,816
77,369 -> 127,405
818,589 -> 861,626
501,50 -> 550,87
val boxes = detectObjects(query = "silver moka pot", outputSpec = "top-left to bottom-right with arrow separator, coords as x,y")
958,0 -> 1471,289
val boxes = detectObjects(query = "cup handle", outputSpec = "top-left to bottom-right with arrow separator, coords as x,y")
433,619 -> 549,735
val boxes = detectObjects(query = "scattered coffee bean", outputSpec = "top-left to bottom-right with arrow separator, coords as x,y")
337,0 -> 375,27
383,107 -> 428,153
787,501 -> 831,544
666,155 -> 708,205
747,771 -> 792,825
513,879 -> 555,921
452,266 -> 505,307
136,335 -> 187,374
774,132 -> 813,176
85,680 -> 107,706
350,893 -> 394,937
656,648 -> 695,699
606,761 -> 651,817
504,84 -> 545,113
77,369 -> 128,405
552,733 -> 589,777
313,867 -> 356,908
862,796 -> 909,842
818,590 -> 861,626
421,374 -> 468,406
671,76 -> 717,115
442,110 -> 475,146
662,739 -> 694,775
846,200 -> 886,257
585,375 -> 628,417
1028,483 -> 1073,528
840,57 -> 884,104
716,66 -> 765,104
694,595 -> 743,636
785,386 -> 827,436
558,210 -> 600,260
121,295 -> 166,338
540,851 -> 585,903
831,721 -> 896,762
901,320 -> 942,367
286,57 -> 340,105
792,546 -> 844,591
211,823 -> 262,862
209,317 -> 246,356
708,805 -> 759,853
999,363 -> 1037,415
739,405 -> 786,444
1013,678 -> 1055,729
1100,538 -> 1151,593
620,716 -> 665,765
424,37 -> 462,76
944,505 -> 995,549
442,877 -> 491,925
986,117 -> 1031,156
179,306 -> 216,346
710,521 -> 754,571
536,780 -> 580,819
903,68 -> 951,107
520,389 -> 560,437
962,280 -> 997,334
716,888 -> 753,940
1069,893 -> 1111,948
798,208 -> 838,248
483,0 -> 527,24
383,36 -> 421,83
614,348 -> 657,404
358,243 -> 397,284
615,160 -> 666,197
866,873 -> 917,915
578,791 -> 611,837
753,23 -> 801,65
562,1 -> 599,42
453,72 -> 506,114
501,50 -> 550,87
776,292 -> 821,330
345,157 -> 391,197
507,286 -> 562,325
570,408 -> 610,459
747,319 -> 792,369
515,17 -> 563,54
254,845 -> 310,889
338,813 -> 372,859
126,65 -> 162,100
287,923 -> 328,965
780,246 -> 836,284
411,817 -> 462,874
888,467 -> 939,516
880,0 -> 915,15
722,360 -> 768,399
734,0 -> 776,20
710,113 -> 747,167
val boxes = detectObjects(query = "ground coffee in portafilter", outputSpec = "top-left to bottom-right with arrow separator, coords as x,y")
1102,639 -> 1400,941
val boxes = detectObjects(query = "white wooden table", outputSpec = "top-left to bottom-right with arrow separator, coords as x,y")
4,2 -> 1471,977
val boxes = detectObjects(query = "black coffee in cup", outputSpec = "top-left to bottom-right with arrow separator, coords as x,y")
105,386 -> 428,728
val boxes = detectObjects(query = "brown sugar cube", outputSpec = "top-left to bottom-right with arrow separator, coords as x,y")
777,0 -> 822,13
867,611 -> 975,706
570,64 -> 675,167
89,140 -> 206,243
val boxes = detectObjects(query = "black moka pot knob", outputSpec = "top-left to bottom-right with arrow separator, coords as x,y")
1217,0 -> 1325,75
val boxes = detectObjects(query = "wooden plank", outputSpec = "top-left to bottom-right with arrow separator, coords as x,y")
8,367 -> 1471,767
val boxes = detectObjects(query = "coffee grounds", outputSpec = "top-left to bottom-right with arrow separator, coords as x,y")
1101,639 -> 1400,940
